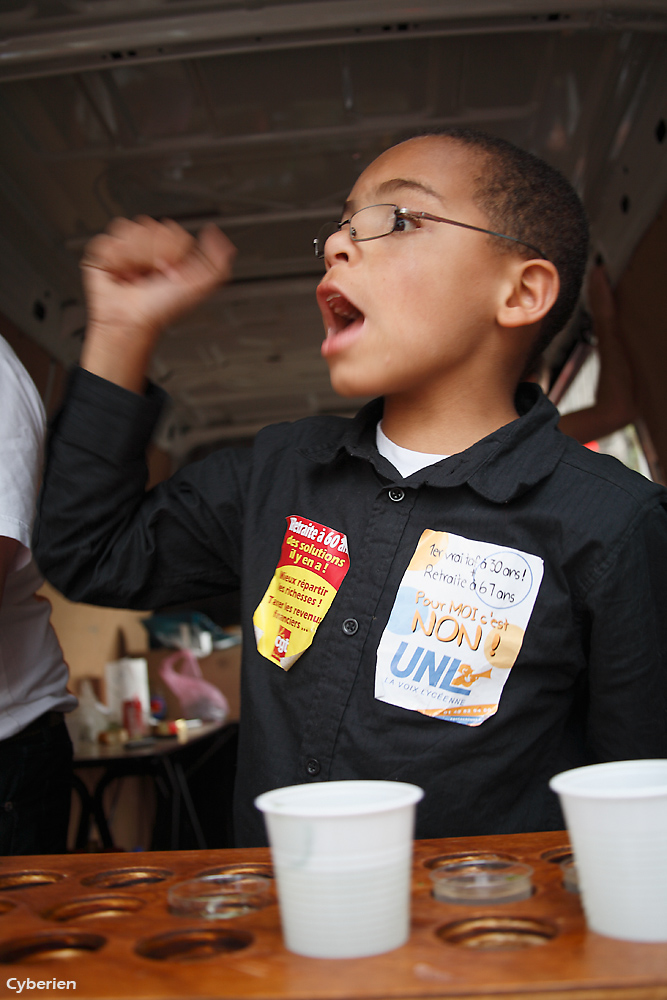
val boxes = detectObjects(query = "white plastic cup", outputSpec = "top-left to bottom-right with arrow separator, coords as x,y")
255,780 -> 424,958
550,760 -> 667,941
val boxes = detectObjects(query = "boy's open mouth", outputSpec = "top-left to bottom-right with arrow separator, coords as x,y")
325,291 -> 363,332
317,285 -> 365,357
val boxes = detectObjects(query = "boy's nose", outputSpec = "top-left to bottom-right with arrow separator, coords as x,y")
324,227 -> 356,266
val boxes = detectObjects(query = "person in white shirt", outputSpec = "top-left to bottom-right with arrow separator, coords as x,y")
0,334 -> 75,854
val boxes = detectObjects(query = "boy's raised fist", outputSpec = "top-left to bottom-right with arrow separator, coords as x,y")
81,215 -> 236,338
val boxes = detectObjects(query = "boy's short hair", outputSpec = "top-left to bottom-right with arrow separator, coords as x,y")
411,128 -> 589,358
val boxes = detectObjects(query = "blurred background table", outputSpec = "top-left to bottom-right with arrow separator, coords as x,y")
72,721 -> 238,851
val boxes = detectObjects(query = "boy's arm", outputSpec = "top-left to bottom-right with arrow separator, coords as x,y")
79,216 -> 235,393
34,369 -> 250,610
34,216 -> 241,609
584,499 -> 667,761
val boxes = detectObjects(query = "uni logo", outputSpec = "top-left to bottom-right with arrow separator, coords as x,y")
272,626 -> 291,662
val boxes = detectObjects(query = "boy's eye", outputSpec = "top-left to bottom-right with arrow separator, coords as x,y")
392,213 -> 420,233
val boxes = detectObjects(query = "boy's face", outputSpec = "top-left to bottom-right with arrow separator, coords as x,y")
316,136 -> 515,400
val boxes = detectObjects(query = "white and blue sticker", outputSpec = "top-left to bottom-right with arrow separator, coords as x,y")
375,530 -> 544,725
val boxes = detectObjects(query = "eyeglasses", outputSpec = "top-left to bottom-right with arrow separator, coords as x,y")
313,203 -> 547,260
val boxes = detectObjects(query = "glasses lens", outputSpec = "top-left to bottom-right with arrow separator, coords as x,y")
314,221 -> 342,258
349,205 -> 396,242
314,206 -> 398,255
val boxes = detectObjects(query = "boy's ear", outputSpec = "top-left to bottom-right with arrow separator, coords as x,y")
497,259 -> 560,329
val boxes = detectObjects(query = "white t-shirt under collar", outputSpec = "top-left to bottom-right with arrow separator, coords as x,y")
376,421 -> 450,478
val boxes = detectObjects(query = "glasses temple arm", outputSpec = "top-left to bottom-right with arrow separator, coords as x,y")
415,211 -> 547,260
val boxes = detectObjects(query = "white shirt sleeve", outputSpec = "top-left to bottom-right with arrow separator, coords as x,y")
0,336 -> 46,570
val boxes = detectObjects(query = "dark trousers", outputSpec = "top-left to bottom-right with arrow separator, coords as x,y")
0,716 -> 72,855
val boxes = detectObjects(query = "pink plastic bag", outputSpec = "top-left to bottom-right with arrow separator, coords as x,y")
159,650 -> 229,722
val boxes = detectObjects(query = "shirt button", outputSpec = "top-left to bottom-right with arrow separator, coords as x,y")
388,488 -> 405,502
306,758 -> 321,776
342,618 -> 359,635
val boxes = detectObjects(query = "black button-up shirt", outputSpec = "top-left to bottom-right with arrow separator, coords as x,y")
35,370 -> 667,846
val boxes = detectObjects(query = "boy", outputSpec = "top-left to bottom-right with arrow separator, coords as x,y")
34,129 -> 667,847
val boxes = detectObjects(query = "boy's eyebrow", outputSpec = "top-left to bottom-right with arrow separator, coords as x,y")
343,177 -> 445,215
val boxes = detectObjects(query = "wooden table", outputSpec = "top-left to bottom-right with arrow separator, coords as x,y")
0,831 -> 666,999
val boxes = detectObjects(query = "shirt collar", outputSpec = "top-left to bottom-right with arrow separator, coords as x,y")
301,383 -> 566,504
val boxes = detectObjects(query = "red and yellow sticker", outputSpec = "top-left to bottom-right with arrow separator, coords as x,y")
253,516 -> 350,670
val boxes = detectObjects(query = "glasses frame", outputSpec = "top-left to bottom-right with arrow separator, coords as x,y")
313,204 -> 547,261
